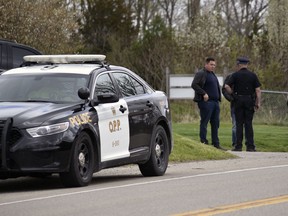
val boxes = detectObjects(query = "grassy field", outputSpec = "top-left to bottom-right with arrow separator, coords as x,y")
169,99 -> 288,162
169,122 -> 288,162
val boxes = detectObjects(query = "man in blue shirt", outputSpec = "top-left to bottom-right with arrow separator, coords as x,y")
192,57 -> 225,150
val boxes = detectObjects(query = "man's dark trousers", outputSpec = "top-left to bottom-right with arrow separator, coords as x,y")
197,100 -> 220,146
234,95 -> 256,150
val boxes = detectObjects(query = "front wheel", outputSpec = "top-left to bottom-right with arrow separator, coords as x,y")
60,132 -> 94,187
139,125 -> 170,176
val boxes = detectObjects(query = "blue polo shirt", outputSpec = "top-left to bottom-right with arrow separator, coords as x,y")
203,72 -> 219,101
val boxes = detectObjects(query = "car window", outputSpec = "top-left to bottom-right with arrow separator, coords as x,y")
131,76 -> 145,95
0,44 -> 2,67
12,46 -> 39,68
94,73 -> 116,99
0,73 -> 89,103
113,72 -> 145,97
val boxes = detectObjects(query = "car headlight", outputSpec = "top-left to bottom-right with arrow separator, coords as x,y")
26,122 -> 69,137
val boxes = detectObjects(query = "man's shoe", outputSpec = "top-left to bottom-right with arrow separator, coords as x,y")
247,148 -> 257,152
232,148 -> 242,151
214,145 -> 227,151
201,140 -> 208,145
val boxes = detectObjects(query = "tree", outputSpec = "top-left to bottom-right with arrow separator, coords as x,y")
130,0 -> 159,36
0,0 -> 79,54
215,0 -> 268,38
177,7 -> 227,74
128,15 -> 176,90
264,0 -> 288,90
157,0 -> 178,32
78,0 -> 137,54
187,0 -> 201,26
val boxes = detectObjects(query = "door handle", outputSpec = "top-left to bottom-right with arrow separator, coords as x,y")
146,101 -> 153,107
119,105 -> 127,113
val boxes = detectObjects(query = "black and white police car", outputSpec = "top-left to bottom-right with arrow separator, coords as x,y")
0,55 -> 173,187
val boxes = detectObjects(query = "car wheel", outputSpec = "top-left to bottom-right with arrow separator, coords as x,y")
139,125 -> 169,176
60,132 -> 94,187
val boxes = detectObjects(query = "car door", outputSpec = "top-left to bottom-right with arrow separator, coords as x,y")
111,71 -> 154,151
93,73 -> 130,162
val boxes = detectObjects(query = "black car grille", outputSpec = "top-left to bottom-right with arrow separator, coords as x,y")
0,120 -> 5,147
0,119 -> 22,143
0,120 -> 5,167
1,120 -> 23,167
7,129 -> 22,145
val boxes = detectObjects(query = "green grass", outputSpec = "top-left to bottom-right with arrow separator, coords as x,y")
169,122 -> 288,162
169,133 -> 237,162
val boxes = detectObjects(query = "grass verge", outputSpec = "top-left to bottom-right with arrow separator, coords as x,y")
169,122 -> 288,162
169,133 -> 237,162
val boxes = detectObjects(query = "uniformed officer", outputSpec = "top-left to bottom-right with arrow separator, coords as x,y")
224,57 -> 261,151
222,72 -> 249,147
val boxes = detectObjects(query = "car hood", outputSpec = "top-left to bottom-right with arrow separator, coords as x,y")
0,102 -> 81,128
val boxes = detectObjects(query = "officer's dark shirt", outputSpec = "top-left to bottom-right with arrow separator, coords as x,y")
203,72 -> 220,100
227,68 -> 261,95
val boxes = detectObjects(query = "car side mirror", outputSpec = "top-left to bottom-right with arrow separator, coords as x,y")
78,87 -> 90,100
91,93 -> 119,106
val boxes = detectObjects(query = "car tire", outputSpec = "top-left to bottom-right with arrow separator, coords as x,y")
60,132 -> 94,187
139,125 -> 169,176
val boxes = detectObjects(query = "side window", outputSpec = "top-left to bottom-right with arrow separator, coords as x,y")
0,44 -> 2,69
113,72 -> 145,97
94,74 -> 116,99
12,46 -> 38,68
131,78 -> 145,95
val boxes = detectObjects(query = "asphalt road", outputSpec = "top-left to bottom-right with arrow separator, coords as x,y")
0,151 -> 287,216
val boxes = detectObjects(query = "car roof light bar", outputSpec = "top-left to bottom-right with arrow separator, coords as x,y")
23,54 -> 106,64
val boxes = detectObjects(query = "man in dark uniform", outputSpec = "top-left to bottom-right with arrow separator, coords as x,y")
222,73 -> 248,147
192,57 -> 225,150
224,57 -> 261,151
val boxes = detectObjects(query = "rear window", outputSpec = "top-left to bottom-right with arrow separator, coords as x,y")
12,46 -> 40,68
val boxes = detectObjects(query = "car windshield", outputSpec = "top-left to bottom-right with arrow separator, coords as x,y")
0,73 -> 89,103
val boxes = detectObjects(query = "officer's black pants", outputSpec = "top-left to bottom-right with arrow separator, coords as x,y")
234,95 -> 256,150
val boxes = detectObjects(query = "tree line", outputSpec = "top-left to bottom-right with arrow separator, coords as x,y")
0,0 -> 287,91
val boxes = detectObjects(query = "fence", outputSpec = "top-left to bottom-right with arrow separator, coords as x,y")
255,90 -> 288,125
168,74 -> 288,125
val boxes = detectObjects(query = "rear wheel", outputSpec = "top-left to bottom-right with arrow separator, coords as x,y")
139,125 -> 170,176
60,132 -> 94,187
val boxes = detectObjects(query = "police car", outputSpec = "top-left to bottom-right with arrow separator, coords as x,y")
0,55 -> 173,187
